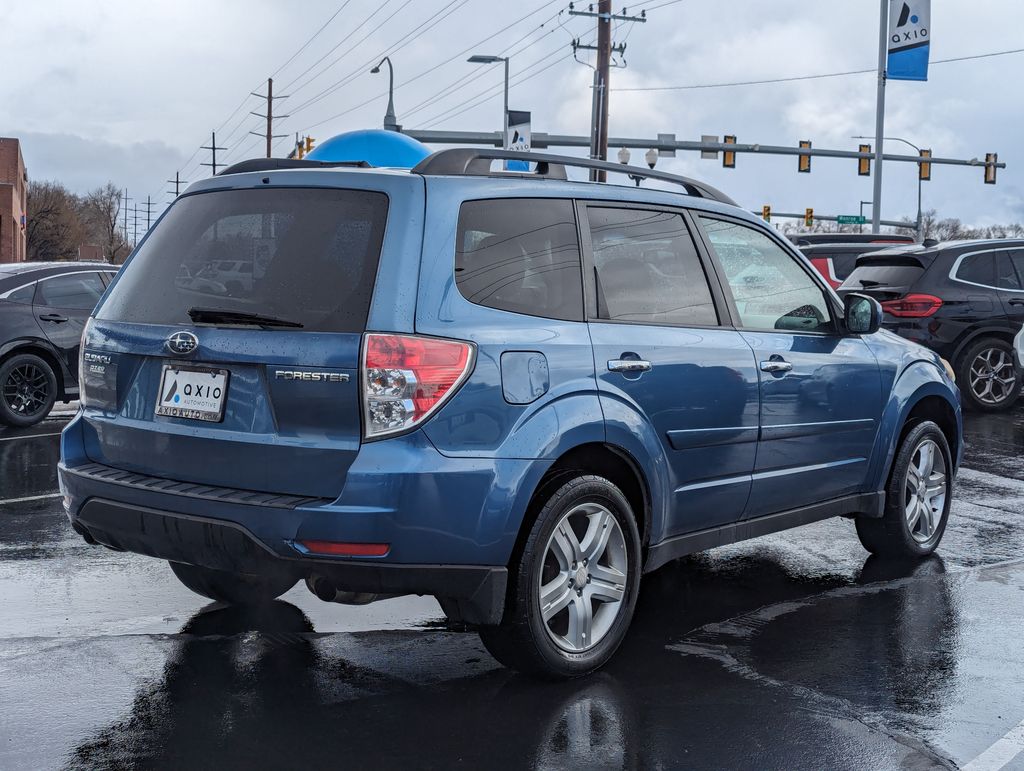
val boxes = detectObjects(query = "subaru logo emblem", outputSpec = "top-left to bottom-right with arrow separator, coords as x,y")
166,331 -> 198,355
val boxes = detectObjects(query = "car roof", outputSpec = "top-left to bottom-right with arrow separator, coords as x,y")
0,261 -> 115,276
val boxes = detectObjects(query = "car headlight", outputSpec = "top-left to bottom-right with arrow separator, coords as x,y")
940,357 -> 956,383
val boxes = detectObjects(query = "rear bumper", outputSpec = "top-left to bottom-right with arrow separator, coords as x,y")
69,496 -> 507,625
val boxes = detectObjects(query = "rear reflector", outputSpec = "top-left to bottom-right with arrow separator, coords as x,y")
362,333 -> 475,439
880,293 -> 943,318
299,540 -> 390,557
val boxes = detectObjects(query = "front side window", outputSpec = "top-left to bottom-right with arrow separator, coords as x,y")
37,273 -> 106,310
700,217 -> 833,333
455,198 -> 583,321
97,188 -> 388,333
586,207 -> 717,326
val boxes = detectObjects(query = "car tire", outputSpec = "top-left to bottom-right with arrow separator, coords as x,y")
855,420 -> 953,558
0,353 -> 58,428
168,561 -> 297,605
957,337 -> 1021,412
478,475 -> 642,679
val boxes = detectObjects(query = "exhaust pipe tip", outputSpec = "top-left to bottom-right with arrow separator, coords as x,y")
305,575 -> 391,605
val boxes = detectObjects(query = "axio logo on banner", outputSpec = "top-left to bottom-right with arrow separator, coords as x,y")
887,0 -> 930,81
506,110 -> 531,171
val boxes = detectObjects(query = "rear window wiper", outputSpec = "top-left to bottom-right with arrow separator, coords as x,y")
858,279 -> 884,288
187,306 -> 304,329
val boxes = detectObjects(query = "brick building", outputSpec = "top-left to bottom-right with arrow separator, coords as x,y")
0,138 -> 27,264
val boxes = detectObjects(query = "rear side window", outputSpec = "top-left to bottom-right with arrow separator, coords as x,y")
586,207 -> 717,326
38,273 -> 106,310
455,198 -> 583,321
996,251 -> 1021,289
4,282 -> 36,304
956,252 -> 997,287
97,188 -> 388,333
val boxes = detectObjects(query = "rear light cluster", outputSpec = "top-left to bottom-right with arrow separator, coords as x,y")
880,294 -> 943,318
361,333 -> 475,439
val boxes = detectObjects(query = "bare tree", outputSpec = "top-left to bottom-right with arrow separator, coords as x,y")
26,181 -> 85,261
81,183 -> 130,263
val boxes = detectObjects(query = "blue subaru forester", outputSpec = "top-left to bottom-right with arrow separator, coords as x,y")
60,148 -> 962,678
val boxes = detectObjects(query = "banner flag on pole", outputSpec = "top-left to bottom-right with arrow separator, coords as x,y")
887,0 -> 930,81
505,110 -> 531,171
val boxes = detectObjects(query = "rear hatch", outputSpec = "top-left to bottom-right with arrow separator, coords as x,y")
83,186 -> 389,499
839,251 -> 932,302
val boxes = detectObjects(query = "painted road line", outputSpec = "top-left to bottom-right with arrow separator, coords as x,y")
0,432 -> 62,442
962,718 -> 1024,771
0,493 -> 61,506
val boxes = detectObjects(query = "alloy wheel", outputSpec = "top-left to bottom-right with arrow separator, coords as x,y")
968,347 -> 1017,405
538,502 -> 628,653
1,363 -> 50,418
904,438 -> 948,544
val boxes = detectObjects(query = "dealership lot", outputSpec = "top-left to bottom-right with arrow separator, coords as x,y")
0,410 -> 1020,769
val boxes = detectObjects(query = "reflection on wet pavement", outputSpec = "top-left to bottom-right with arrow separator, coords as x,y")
1,412 -> 1023,769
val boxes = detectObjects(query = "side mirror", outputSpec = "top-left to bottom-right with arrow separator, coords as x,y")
844,293 -> 882,335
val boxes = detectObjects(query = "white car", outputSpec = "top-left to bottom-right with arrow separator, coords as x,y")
1015,325 -> 1024,370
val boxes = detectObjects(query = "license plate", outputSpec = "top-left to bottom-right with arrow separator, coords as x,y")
155,365 -> 229,422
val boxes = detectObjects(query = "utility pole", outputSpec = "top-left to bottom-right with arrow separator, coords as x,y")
871,0 -> 888,234
570,2 -> 646,181
122,189 -> 132,238
166,171 -> 187,197
141,196 -> 155,232
201,131 -> 228,176
250,78 -> 289,158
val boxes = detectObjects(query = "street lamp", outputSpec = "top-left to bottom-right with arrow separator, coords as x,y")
645,148 -> 658,169
468,54 -> 509,147
370,57 -> 399,131
617,147 -> 641,186
853,134 -> 923,240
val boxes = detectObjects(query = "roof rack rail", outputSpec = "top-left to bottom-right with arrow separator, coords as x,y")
218,158 -> 371,176
412,148 -> 737,206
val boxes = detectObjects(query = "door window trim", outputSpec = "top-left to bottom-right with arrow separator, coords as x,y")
948,248 -> 1021,292
692,212 -> 844,337
576,199 -> 733,330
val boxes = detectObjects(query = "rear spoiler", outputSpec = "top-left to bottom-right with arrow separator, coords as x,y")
853,252 -> 933,269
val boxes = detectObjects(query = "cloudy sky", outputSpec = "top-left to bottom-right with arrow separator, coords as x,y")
3,0 -> 1020,227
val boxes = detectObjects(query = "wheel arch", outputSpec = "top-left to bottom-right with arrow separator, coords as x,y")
507,442 -> 653,574
0,341 -> 67,399
950,327 -> 1016,368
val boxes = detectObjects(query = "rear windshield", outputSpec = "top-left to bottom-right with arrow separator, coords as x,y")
841,263 -> 925,290
98,188 -> 388,332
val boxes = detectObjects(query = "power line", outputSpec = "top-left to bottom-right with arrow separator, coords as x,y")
271,0 -> 354,78
615,46 -> 1024,92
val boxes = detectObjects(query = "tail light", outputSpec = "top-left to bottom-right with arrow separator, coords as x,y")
362,333 -> 475,439
880,294 -> 943,318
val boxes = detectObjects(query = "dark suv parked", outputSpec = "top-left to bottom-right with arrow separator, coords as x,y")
800,242 -> 913,290
0,262 -> 118,426
840,239 -> 1024,411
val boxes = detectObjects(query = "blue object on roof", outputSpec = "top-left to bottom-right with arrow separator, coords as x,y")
305,130 -> 431,168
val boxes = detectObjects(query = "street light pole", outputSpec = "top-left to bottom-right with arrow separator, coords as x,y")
371,57 -> 399,131
467,55 -> 510,147
871,0 -> 888,235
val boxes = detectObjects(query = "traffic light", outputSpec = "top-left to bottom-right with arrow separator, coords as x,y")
858,144 -> 871,176
304,136 -> 316,155
985,153 -> 998,185
798,140 -> 811,173
804,208 -> 814,227
919,149 -> 931,181
762,205 -> 771,223
723,135 -> 736,168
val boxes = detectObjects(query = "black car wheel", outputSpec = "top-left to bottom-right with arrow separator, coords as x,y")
958,337 -> 1021,412
0,353 -> 58,428
855,420 -> 953,558
479,475 -> 641,679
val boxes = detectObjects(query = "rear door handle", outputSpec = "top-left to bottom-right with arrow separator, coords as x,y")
38,313 -> 69,323
1009,298 -> 1024,306
759,359 -> 793,374
608,359 -> 652,373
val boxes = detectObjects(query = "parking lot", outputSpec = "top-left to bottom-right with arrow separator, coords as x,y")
0,407 -> 1020,770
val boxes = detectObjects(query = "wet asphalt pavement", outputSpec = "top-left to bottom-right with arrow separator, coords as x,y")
1,409 -> 1023,770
